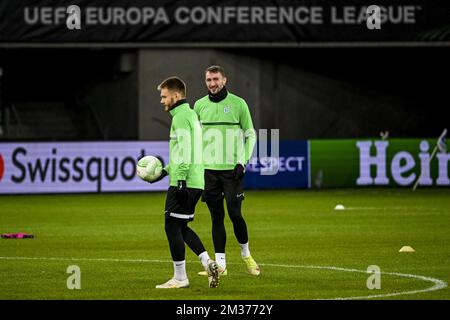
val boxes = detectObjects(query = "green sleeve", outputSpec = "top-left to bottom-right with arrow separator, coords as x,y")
172,116 -> 191,181
163,164 -> 170,175
240,100 -> 256,165
193,101 -> 200,117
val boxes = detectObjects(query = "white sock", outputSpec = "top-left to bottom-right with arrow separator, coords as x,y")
173,260 -> 187,281
239,242 -> 251,258
198,251 -> 210,269
215,253 -> 226,270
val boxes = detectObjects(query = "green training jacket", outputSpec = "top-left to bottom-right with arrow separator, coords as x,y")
193,90 -> 256,170
165,101 -> 204,190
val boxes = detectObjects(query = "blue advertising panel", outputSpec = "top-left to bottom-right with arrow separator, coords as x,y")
244,140 -> 309,189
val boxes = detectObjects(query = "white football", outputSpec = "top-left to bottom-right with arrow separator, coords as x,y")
136,155 -> 163,182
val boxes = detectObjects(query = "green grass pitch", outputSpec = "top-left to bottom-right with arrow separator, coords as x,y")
1,189 -> 449,300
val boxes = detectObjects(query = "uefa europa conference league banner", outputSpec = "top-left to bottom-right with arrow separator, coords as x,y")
0,139 -> 449,194
0,0 -> 449,43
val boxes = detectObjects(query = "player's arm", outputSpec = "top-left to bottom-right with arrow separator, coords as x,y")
193,101 -> 201,121
239,99 -> 257,166
173,116 -> 191,182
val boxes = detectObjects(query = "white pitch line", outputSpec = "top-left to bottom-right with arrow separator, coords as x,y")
261,263 -> 447,300
0,256 -> 170,263
342,206 -> 442,211
0,256 -> 447,300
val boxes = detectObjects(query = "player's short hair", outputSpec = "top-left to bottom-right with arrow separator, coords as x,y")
157,76 -> 186,97
205,65 -> 226,77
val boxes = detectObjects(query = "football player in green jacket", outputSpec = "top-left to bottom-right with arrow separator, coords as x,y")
152,76 -> 219,289
194,66 -> 260,277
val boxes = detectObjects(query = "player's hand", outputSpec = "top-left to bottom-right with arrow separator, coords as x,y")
176,180 -> 189,203
232,164 -> 245,180
149,169 -> 168,184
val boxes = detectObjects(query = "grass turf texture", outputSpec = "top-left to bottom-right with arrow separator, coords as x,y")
0,189 -> 449,300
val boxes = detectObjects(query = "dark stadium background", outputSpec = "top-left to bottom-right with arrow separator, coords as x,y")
1,47 -> 448,142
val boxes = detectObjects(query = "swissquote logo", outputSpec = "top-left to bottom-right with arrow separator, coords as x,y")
0,144 -> 165,193
0,153 -> 4,182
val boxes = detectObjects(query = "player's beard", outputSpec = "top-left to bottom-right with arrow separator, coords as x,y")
165,97 -> 176,112
209,83 -> 224,95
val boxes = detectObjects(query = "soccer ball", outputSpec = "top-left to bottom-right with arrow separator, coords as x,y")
136,155 -> 163,182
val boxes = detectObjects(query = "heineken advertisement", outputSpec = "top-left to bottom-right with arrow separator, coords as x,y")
309,139 -> 450,188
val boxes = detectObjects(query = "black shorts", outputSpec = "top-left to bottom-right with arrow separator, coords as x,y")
201,169 -> 245,203
164,187 -> 203,221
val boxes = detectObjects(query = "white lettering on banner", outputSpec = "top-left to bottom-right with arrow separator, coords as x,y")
25,7 -> 67,25
23,5 -> 421,26
25,6 -> 170,26
391,151 -> 416,186
174,7 -> 189,24
418,141 -> 433,186
356,140 -> 450,187
172,6 -> 325,25
356,141 -> 389,185
436,153 -> 450,185
332,5 -> 419,25
247,157 -> 305,173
